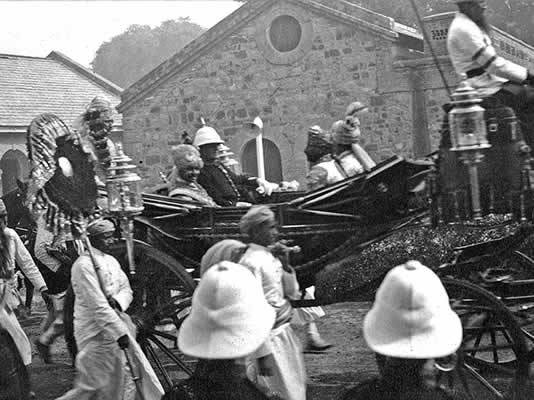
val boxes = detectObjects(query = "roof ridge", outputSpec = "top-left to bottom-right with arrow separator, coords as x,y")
118,0 -> 402,112
0,53 -> 48,60
47,51 -> 123,95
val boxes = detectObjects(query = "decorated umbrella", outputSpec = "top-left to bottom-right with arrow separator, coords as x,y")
25,111 -> 145,398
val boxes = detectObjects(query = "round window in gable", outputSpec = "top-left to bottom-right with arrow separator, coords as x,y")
269,15 -> 302,53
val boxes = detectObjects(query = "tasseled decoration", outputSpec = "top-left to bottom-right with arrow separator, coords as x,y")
26,113 -> 99,239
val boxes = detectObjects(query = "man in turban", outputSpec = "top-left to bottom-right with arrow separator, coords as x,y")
56,218 -> 164,400
238,205 -> 306,400
168,144 -> 218,207
304,125 -> 343,191
331,102 -> 376,178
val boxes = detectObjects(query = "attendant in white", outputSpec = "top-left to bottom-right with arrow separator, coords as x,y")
56,219 -> 163,400
239,206 -> 306,400
0,199 -> 49,366
34,213 -> 74,363
447,0 -> 534,146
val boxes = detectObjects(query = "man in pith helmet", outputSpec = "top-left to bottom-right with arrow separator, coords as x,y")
194,123 -> 277,207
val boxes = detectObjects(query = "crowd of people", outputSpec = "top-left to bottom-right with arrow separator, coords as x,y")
5,0 -> 534,398
0,92 -> 466,400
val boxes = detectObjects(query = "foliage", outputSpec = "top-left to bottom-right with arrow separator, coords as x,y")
91,18 -> 205,88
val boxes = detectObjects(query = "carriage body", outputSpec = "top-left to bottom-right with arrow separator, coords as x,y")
133,155 -> 430,287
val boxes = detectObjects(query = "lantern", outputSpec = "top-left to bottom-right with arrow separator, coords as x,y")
106,143 -> 144,273
449,80 -> 490,151
448,80 -> 491,220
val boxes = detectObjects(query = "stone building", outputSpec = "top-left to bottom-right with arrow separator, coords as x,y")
0,51 -> 122,195
118,0 -> 534,188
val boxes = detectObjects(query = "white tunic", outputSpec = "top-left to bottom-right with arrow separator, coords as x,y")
447,12 -> 527,97
56,248 -> 163,400
240,244 -> 306,400
0,227 -> 47,365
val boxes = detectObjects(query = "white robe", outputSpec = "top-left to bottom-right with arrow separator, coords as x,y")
240,244 -> 306,400
56,248 -> 164,400
0,227 -> 47,365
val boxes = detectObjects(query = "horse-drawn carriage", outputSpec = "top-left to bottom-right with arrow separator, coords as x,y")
3,81 -> 534,399
99,82 -> 534,400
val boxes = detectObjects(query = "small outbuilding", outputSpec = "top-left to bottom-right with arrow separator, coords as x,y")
0,51 -> 122,194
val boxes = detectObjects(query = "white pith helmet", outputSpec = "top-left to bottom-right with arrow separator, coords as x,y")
193,123 -> 223,147
363,260 -> 462,359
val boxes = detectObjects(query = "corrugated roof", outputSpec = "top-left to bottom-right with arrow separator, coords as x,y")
0,53 -> 122,130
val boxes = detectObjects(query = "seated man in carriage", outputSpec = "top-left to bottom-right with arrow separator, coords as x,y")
447,0 -> 534,147
194,123 -> 278,207
306,102 -> 376,191
167,144 -> 218,207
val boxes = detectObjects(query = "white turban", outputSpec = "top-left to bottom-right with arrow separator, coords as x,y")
172,144 -> 203,170
200,239 -> 247,276
239,205 -> 275,236
86,219 -> 115,236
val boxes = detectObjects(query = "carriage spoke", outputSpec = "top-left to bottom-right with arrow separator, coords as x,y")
455,362 -> 477,400
462,362 -> 505,399
142,337 -> 174,392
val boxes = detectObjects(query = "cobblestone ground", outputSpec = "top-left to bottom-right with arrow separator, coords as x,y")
21,299 -> 375,400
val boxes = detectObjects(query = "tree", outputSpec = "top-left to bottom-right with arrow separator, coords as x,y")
91,18 -> 205,88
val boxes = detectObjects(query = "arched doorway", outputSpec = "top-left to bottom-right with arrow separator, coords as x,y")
0,150 -> 29,195
241,139 -> 283,182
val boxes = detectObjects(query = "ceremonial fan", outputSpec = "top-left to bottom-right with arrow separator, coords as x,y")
25,111 -> 145,398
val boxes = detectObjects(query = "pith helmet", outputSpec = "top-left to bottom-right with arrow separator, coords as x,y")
363,260 -> 462,359
193,126 -> 224,147
179,261 -> 275,359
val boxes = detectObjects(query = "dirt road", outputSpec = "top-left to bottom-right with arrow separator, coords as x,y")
23,300 -> 374,399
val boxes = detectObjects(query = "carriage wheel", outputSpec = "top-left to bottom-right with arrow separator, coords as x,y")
110,240 -> 197,393
438,278 -> 530,400
0,328 -> 30,400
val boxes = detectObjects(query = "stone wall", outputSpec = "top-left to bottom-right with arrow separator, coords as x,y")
121,2 -> 416,188
121,7 -> 534,189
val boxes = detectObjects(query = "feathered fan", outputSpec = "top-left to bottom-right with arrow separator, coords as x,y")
26,113 -> 99,238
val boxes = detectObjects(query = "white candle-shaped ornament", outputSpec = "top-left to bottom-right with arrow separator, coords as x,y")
253,116 -> 266,180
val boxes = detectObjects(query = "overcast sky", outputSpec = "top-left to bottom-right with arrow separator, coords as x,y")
0,1 -> 242,67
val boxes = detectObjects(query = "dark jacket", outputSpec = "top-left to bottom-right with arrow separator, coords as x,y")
167,361 -> 277,400
339,378 -> 463,400
198,164 -> 257,206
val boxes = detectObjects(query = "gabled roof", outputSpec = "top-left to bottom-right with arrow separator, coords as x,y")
119,0 -> 420,112
0,51 -> 123,133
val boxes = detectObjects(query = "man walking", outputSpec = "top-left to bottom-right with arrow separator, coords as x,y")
56,218 -> 163,400
0,199 -> 50,367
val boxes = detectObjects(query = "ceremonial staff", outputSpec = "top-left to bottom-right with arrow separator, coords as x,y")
25,112 -> 146,399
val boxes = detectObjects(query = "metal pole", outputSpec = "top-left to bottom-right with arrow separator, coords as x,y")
407,0 -> 452,97
256,130 -> 266,180
253,116 -> 266,180
123,346 -> 145,400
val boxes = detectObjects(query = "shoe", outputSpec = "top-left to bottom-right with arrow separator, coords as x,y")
34,339 -> 52,364
305,336 -> 333,352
